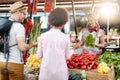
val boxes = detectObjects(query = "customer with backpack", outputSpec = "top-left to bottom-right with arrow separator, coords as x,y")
0,1 -> 37,80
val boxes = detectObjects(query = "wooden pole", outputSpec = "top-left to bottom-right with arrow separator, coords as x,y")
71,0 -> 78,41
30,0 -> 34,20
91,0 -> 95,13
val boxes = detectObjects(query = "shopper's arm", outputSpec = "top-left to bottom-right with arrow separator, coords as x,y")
17,37 -> 37,51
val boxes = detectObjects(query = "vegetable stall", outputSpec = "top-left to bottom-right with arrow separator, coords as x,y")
0,0 -> 120,80
23,0 -> 120,80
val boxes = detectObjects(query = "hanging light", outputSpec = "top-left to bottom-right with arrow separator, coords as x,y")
100,2 -> 118,18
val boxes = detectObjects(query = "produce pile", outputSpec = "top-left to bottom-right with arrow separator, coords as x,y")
69,70 -> 87,80
67,52 -> 98,70
97,62 -> 110,74
85,34 -> 96,48
97,51 -> 120,79
26,54 -> 42,71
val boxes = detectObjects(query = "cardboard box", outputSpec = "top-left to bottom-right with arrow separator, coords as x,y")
69,65 -> 115,80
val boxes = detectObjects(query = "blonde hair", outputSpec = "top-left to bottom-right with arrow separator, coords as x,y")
86,13 -> 100,29
87,13 -> 98,22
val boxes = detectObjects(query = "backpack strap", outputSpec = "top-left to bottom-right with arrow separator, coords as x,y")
3,33 -> 7,58
9,44 -> 17,48
8,21 -> 18,48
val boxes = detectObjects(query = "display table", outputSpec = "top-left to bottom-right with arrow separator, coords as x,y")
104,36 -> 120,52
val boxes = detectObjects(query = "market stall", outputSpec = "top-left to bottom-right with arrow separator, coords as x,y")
0,0 -> 120,80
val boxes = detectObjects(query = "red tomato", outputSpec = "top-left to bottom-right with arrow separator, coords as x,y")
79,62 -> 84,66
81,65 -> 87,69
84,62 -> 90,66
69,65 -> 74,69
73,63 -> 79,68
75,58 -> 79,62
71,56 -> 75,60
78,57 -> 83,61
89,57 -> 95,61
72,58 -> 76,62
70,61 -> 75,65
66,60 -> 70,64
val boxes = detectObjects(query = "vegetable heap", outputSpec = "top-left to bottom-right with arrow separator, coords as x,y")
67,52 -> 98,70
97,62 -> 110,74
97,51 -> 120,79
69,72 -> 84,80
84,34 -> 95,48
69,70 -> 87,80
26,54 -> 42,70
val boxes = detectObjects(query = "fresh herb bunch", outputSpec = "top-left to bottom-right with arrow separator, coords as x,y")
85,34 -> 96,48
29,22 -> 42,54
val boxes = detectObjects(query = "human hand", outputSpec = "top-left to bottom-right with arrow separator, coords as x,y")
33,42 -> 38,47
72,42 -> 81,50
95,44 -> 101,48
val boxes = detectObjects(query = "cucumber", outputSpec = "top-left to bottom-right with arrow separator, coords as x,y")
71,73 -> 78,80
75,74 -> 83,80
69,72 -> 84,80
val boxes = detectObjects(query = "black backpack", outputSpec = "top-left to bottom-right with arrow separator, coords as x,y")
0,18 -> 14,54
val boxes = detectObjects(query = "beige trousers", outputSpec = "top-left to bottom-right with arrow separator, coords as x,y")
0,62 -> 24,80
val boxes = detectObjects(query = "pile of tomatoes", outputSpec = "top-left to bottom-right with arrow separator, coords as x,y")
67,51 -> 98,70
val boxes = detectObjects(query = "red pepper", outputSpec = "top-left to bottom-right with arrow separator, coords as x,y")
92,62 -> 98,69
74,63 -> 79,68
79,62 -> 84,66
23,53 -> 30,64
87,65 -> 92,70
87,61 -> 95,70
25,21 -> 33,36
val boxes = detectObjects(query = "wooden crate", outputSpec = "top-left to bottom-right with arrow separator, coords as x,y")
69,65 -> 115,80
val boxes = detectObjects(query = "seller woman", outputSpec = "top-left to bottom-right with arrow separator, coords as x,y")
73,13 -> 105,54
